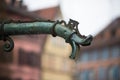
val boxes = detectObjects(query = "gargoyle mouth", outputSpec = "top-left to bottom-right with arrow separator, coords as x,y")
69,34 -> 93,60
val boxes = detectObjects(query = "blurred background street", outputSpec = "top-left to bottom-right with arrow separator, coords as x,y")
0,0 -> 120,80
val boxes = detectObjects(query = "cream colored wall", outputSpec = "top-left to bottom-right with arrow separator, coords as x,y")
41,35 -> 74,80
44,36 -> 71,57
42,71 -> 72,80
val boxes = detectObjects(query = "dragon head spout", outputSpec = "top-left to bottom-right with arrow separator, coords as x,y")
65,19 -> 93,60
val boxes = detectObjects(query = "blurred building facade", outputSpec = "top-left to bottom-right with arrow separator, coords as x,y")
40,6 -> 75,80
0,0 -> 46,80
0,1 -> 75,80
75,18 -> 120,80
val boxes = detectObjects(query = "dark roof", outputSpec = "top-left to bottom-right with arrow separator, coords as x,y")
32,6 -> 59,20
96,17 -> 120,36
6,5 -> 43,20
81,17 -> 120,51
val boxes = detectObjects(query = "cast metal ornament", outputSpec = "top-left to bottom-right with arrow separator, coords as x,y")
0,19 -> 93,60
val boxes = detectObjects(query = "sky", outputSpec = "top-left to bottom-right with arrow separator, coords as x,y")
23,0 -> 120,36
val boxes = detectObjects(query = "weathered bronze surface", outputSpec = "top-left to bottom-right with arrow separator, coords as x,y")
0,19 -> 93,60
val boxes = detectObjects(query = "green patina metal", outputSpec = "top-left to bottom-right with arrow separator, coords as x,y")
0,19 -> 93,60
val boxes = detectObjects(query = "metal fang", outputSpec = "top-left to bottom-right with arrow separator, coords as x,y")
69,41 -> 80,60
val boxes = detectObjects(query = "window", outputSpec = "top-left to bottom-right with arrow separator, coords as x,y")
80,70 -> 94,80
108,66 -> 120,80
27,52 -> 40,68
111,46 -> 120,58
18,48 -> 40,68
98,67 -> 107,80
18,48 -> 27,65
111,29 -> 116,37
80,52 -> 89,62
101,48 -> 109,60
88,70 -> 94,80
91,50 -> 98,61
75,72 -> 81,80
116,28 -> 120,37
80,71 -> 89,80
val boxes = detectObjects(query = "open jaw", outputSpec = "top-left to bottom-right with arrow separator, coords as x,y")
69,34 -> 93,60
